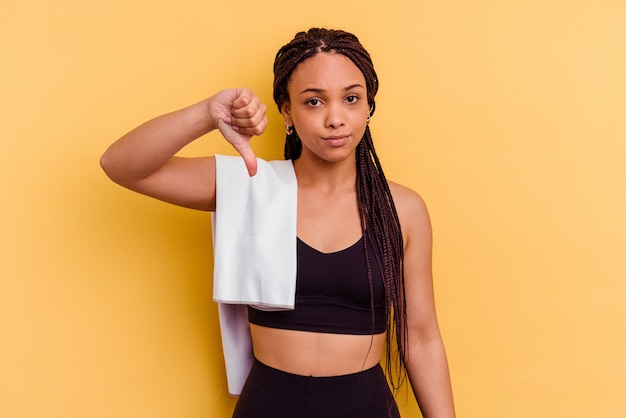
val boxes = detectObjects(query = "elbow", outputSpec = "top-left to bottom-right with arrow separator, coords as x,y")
99,148 -> 151,191
99,151 -> 116,181
99,149 -> 126,185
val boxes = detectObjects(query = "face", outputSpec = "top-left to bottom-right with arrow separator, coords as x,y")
281,52 -> 370,164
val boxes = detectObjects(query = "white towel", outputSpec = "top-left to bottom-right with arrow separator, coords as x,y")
211,154 -> 297,395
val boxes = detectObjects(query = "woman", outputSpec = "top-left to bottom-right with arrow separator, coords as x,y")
101,28 -> 455,418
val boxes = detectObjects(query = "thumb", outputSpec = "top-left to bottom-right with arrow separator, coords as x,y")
217,118 -> 258,176
233,143 -> 258,177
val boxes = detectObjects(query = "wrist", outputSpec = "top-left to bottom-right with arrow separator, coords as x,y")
188,98 -> 215,135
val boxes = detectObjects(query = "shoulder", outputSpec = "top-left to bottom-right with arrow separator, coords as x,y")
388,181 -> 430,225
388,180 -> 432,246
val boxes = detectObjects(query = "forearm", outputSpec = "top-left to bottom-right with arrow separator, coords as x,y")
100,99 -> 213,185
406,336 -> 456,418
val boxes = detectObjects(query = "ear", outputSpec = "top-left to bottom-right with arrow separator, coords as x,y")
280,102 -> 292,126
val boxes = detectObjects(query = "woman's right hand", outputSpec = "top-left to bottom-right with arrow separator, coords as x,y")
101,88 -> 268,211
208,88 -> 268,176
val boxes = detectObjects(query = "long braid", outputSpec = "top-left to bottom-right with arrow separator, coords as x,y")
357,126 -> 407,390
273,28 -> 407,390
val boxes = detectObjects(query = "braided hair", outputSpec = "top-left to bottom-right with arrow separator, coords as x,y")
273,28 -> 408,390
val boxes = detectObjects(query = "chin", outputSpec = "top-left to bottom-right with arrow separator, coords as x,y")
318,149 -> 357,164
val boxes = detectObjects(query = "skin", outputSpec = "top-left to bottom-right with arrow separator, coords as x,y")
100,52 -> 455,417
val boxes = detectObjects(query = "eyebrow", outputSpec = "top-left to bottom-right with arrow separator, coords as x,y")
298,84 -> 365,95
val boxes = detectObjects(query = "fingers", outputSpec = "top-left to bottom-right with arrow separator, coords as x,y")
212,88 -> 265,177
229,88 -> 267,135
232,113 -> 268,137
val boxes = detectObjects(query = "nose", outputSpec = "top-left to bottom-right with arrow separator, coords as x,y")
325,102 -> 345,129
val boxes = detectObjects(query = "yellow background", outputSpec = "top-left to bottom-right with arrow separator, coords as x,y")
1,0 -> 625,417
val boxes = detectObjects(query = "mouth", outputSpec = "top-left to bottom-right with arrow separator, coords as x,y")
322,135 -> 350,147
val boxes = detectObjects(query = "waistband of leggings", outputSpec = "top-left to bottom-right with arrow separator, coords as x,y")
250,357 -> 384,390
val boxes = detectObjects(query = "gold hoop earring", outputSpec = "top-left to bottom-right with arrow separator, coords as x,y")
286,126 -> 294,135
367,105 -> 374,124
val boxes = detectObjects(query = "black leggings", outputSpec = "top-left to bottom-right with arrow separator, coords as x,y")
233,358 -> 400,418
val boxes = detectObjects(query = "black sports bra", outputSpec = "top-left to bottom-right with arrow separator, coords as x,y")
247,235 -> 386,335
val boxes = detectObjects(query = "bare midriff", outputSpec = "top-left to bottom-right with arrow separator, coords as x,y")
249,323 -> 386,376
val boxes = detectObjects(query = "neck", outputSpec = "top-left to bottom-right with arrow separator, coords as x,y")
293,152 -> 357,192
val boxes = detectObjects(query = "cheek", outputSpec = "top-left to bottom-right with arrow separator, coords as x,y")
351,108 -> 369,125
292,111 -> 317,128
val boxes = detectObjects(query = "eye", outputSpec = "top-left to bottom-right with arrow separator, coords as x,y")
345,95 -> 359,103
306,98 -> 322,107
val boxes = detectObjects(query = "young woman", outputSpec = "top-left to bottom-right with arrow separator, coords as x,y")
101,28 -> 455,418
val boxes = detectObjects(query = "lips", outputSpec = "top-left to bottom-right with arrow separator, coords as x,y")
322,135 -> 350,146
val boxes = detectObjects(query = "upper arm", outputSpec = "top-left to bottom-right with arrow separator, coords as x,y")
391,183 -> 440,341
103,156 -> 217,211
391,183 -> 456,416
